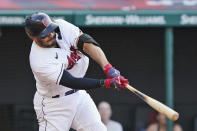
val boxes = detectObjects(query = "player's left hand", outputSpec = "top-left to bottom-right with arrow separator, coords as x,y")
104,76 -> 129,89
103,63 -> 120,78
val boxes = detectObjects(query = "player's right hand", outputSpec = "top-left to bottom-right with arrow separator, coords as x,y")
103,63 -> 120,78
104,77 -> 129,89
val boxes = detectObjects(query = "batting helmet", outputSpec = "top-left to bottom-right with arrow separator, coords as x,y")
24,12 -> 58,38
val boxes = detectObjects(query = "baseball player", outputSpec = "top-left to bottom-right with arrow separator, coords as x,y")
24,12 -> 128,131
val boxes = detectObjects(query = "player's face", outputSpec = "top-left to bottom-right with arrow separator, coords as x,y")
35,32 -> 57,48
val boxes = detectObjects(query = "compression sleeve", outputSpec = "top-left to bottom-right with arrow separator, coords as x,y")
59,70 -> 105,89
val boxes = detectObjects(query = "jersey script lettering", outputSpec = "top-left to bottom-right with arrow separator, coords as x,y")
67,46 -> 81,70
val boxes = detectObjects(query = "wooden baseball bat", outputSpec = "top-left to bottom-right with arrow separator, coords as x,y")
126,84 -> 179,121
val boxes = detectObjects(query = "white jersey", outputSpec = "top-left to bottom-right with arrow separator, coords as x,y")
30,19 -> 89,97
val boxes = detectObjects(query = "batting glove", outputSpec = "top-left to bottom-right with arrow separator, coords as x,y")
104,77 -> 129,89
103,63 -> 120,78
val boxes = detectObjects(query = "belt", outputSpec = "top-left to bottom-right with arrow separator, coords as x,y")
52,89 -> 78,98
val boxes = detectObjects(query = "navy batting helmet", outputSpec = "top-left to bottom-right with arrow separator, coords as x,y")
24,12 -> 58,38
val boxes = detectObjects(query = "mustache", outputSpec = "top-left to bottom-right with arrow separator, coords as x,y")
47,33 -> 56,42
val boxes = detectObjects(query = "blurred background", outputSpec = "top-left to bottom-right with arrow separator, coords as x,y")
0,0 -> 197,131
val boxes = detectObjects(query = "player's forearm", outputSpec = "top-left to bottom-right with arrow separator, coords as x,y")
83,43 -> 109,70
59,70 -> 128,90
59,70 -> 105,89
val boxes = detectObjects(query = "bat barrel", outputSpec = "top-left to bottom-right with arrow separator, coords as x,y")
171,112 -> 179,121
126,84 -> 179,121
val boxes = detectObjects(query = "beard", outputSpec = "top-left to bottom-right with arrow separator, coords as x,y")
38,34 -> 57,48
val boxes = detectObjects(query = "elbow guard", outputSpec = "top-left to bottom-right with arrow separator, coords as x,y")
77,33 -> 100,50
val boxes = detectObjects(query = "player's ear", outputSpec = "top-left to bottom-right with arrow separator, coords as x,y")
28,35 -> 36,40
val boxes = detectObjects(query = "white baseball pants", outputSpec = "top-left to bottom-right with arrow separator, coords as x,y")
34,90 -> 107,131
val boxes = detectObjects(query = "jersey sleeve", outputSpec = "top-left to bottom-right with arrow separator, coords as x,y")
56,19 -> 80,48
32,62 -> 65,85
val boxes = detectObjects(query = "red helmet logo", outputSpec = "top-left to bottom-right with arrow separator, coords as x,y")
42,17 -> 50,27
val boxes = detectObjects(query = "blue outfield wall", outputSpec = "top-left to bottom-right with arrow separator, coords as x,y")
1,10 -> 197,27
